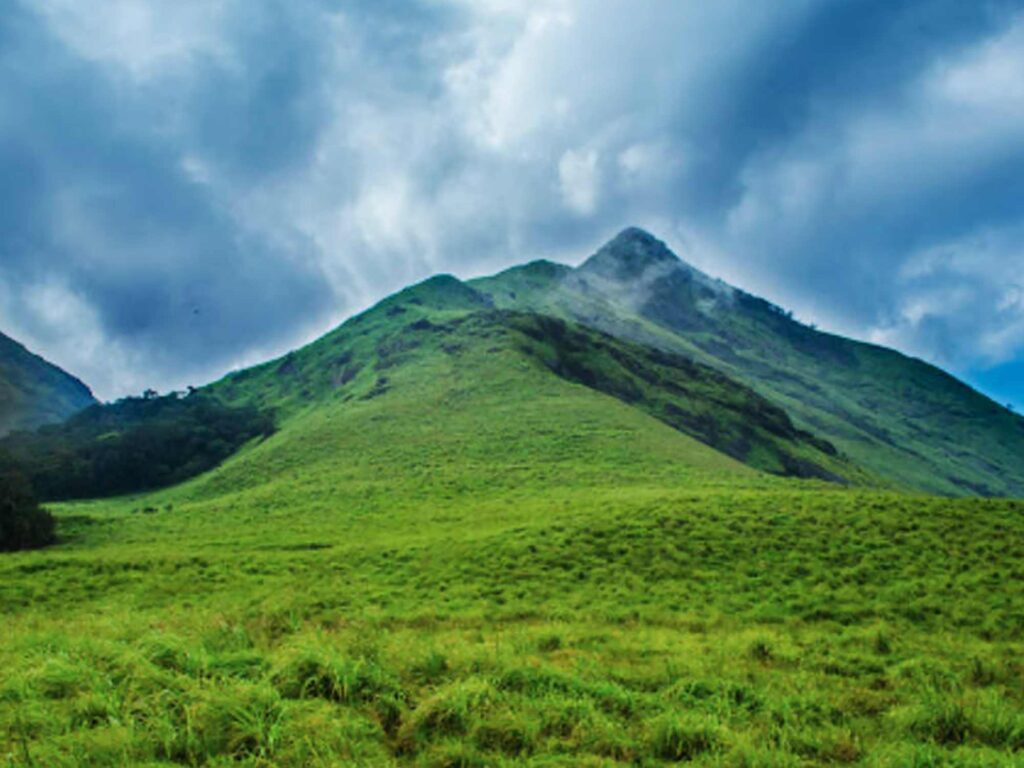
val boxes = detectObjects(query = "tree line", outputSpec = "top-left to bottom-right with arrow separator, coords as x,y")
0,392 -> 274,551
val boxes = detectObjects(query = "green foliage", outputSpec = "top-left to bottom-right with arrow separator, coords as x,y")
1,331 -> 1022,764
0,471 -> 55,551
0,392 -> 275,500
508,312 -> 852,481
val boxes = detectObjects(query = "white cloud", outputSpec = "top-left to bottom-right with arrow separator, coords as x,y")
32,0 -> 234,81
715,11 -> 1024,363
869,225 -> 1024,366
2,277 -> 149,397
558,148 -> 601,215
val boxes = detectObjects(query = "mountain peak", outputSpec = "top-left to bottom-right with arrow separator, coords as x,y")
579,227 -> 681,281
610,226 -> 663,246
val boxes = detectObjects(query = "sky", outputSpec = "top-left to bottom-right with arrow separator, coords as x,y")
1,0 -> 1023,410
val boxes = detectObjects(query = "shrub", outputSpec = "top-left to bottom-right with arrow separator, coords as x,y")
411,650 -> 450,683
194,684 -> 283,760
0,392 -> 275,501
873,629 -> 893,655
420,740 -> 489,768
0,471 -> 55,551
536,633 -> 564,652
906,699 -> 971,745
141,634 -> 204,676
748,637 -> 775,663
472,712 -> 535,755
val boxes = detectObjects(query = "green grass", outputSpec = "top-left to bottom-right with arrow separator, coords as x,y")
2,296 -> 1024,766
3,484 -> 1023,765
3,261 -> 1024,765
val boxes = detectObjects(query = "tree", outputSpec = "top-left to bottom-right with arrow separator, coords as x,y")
0,471 -> 56,552
0,393 -> 276,501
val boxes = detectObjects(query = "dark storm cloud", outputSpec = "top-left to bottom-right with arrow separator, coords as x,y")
0,2 -> 338,396
1,0 -> 1023,403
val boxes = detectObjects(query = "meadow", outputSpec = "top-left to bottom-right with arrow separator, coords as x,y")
3,294 -> 1023,766
3,484 -> 1023,766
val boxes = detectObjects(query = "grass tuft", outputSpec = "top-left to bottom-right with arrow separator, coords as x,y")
648,712 -> 722,760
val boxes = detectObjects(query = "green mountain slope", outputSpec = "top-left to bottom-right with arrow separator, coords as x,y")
0,331 -> 96,436
202,275 -> 858,497
473,228 -> 1024,497
2,281 -> 1023,763
4,238 -> 1024,766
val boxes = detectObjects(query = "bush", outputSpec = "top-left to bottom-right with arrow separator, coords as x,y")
397,678 -> 498,751
0,471 -> 56,551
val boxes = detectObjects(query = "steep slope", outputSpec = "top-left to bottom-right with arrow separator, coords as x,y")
199,275 -> 858,502
0,331 -> 96,436
1,274 -> 859,506
473,228 -> 1024,497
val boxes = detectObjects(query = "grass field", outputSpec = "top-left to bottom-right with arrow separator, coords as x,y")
3,484 -> 1023,765
3,287 -> 1023,766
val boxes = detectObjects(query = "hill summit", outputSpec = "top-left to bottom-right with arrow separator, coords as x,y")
578,227 -> 683,281
199,224 -> 1024,497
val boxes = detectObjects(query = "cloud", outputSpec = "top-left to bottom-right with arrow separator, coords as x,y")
714,5 -> 1024,358
0,1 -> 336,397
559,148 -> 601,215
870,226 -> 1024,366
31,0 -> 232,80
2,0 -> 1023,401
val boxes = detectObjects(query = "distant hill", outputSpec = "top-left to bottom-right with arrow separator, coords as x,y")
472,228 -> 1024,496
0,331 -> 96,436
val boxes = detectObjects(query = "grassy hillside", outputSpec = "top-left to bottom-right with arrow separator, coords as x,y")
0,331 -> 96,436
472,228 -> 1024,497
207,276 -> 855,484
2,242 -> 1023,765
2,274 -> 1024,765
2,366 -> 1023,764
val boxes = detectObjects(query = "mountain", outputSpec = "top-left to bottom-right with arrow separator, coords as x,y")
10,227 -> 1018,501
5,231 -> 1024,767
0,331 -> 96,436
5,227 -> 1019,502
205,274 -> 860,494
473,228 -> 1024,497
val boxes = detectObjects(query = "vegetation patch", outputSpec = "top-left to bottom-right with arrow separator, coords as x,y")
0,392 -> 274,500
